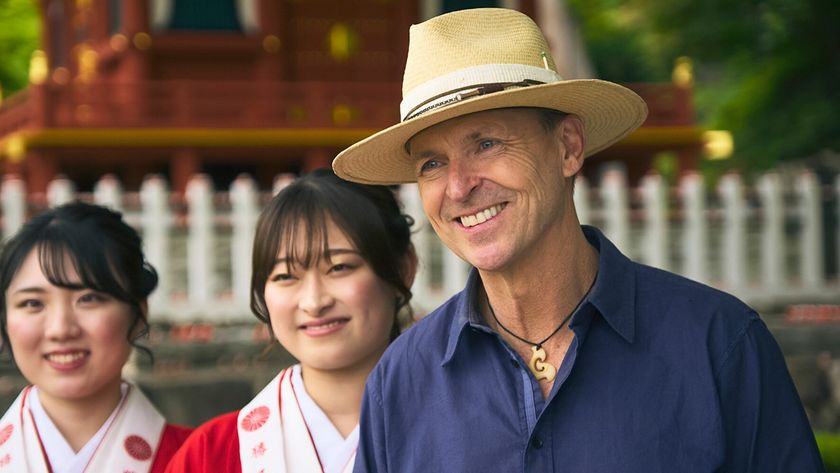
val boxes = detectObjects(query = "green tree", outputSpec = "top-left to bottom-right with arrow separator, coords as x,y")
567,0 -> 840,171
0,0 -> 40,98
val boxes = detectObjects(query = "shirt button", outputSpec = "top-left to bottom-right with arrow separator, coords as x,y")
531,437 -> 543,449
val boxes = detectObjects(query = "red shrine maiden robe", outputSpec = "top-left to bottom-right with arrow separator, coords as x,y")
166,365 -> 357,473
0,383 -> 191,473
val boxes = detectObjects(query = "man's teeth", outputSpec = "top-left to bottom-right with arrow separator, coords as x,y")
47,352 -> 86,364
460,204 -> 504,228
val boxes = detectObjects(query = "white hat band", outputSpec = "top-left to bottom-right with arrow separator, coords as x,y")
400,64 -> 563,121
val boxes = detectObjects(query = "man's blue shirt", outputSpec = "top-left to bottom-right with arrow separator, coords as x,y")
354,226 -> 825,472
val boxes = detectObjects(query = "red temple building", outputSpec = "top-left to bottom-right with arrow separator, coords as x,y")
0,0 -> 706,195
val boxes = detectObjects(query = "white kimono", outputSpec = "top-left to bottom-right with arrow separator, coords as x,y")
0,383 -> 166,472
237,365 -> 357,473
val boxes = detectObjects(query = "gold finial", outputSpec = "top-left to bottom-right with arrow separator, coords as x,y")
133,32 -> 152,50
77,44 -> 98,83
29,50 -> 48,84
672,56 -> 694,88
6,135 -> 26,163
263,35 -> 281,53
329,23 -> 358,62
110,34 -> 129,52
702,130 -> 734,160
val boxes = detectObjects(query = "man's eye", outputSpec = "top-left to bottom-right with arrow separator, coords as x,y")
479,140 -> 496,150
420,159 -> 441,173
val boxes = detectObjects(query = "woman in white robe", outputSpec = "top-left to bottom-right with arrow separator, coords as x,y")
0,202 -> 192,473
167,168 -> 416,473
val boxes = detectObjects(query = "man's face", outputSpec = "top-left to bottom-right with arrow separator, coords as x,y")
409,108 -> 584,273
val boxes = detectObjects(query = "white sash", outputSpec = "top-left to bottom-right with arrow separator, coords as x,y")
0,383 -> 166,473
238,366 -> 356,473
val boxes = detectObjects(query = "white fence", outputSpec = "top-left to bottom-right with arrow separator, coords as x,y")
1,168 -> 839,322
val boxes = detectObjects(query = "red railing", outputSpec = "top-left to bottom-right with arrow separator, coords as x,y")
0,80 -> 692,135
1,80 -> 402,132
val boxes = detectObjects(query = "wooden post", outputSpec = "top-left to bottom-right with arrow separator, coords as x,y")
140,174 -> 170,319
93,174 -> 124,213
679,172 -> 707,283
719,173 -> 747,290
46,175 -> 75,206
797,171 -> 824,290
601,167 -> 629,254
756,172 -> 784,292
230,174 -> 259,316
1,175 -> 26,239
640,173 -> 668,270
185,174 -> 215,315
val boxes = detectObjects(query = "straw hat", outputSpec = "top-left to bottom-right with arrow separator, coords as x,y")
333,8 -> 648,185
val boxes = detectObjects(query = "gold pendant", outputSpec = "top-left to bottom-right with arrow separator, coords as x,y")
528,345 -> 556,382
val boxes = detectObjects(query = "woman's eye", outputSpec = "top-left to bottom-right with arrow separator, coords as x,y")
270,273 -> 293,283
78,293 -> 107,304
16,299 -> 43,310
329,263 -> 352,273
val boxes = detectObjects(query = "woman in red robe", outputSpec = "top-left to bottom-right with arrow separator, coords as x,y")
167,169 -> 416,472
0,202 -> 192,472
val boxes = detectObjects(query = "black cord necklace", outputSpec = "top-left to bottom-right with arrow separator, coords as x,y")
486,273 -> 596,382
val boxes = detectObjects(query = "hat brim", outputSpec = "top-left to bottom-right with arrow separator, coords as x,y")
333,79 -> 648,185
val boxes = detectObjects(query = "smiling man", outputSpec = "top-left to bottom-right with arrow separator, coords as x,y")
333,8 -> 825,473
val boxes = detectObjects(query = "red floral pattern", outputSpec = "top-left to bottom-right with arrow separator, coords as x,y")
0,425 -> 11,447
241,406 -> 270,432
124,435 -> 153,461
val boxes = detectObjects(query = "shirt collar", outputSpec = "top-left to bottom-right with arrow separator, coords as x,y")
441,225 -> 636,365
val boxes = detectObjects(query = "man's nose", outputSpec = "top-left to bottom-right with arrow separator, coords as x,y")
446,158 -> 481,202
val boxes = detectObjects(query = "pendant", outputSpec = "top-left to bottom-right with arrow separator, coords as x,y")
528,345 -> 557,382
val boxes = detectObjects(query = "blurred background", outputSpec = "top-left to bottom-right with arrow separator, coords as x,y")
0,0 -> 838,467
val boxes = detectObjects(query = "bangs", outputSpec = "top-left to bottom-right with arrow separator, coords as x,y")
268,194 -> 335,272
36,224 -> 131,301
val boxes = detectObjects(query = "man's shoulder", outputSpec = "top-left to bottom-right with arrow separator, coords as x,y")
633,261 -> 755,316
630,261 -> 762,359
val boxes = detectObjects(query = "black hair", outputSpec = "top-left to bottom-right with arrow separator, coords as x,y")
250,168 -> 414,340
0,202 -> 158,360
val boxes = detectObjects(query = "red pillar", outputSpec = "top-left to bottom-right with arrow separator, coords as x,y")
303,148 -> 333,172
24,150 -> 59,197
171,148 -> 201,194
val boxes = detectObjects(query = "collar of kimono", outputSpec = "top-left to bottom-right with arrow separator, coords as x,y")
237,365 -> 356,473
0,382 -> 165,473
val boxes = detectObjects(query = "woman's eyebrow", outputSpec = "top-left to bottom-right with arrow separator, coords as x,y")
9,286 -> 47,296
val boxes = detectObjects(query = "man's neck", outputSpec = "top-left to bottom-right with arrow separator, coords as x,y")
478,224 -> 598,338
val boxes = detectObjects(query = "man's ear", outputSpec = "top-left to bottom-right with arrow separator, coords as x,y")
401,245 -> 418,289
557,114 -> 586,178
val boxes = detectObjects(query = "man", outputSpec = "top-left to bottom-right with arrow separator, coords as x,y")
333,8 -> 825,472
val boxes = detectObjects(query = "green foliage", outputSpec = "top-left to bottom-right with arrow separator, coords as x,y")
0,0 -> 40,97
816,432 -> 840,472
566,0 -> 672,82
566,0 -> 840,171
